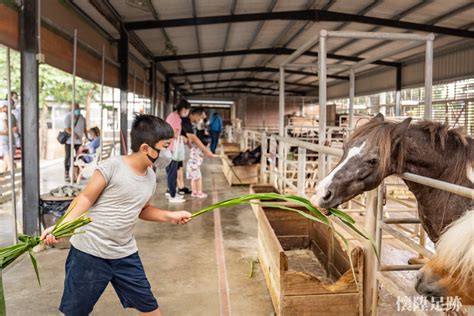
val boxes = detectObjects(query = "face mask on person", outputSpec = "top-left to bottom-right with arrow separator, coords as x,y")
180,109 -> 190,118
74,109 -> 81,116
147,145 -> 172,169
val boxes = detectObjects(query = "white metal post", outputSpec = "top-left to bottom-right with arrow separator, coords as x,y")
70,29 -> 77,184
279,67 -> 285,136
297,147 -> 307,196
349,69 -> 355,129
318,30 -> 327,181
6,48 -> 18,243
99,45 -> 105,162
395,91 -> 401,117
424,34 -> 434,120
278,67 -> 285,192
260,134 -> 268,184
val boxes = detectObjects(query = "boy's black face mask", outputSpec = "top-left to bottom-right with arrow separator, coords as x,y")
146,144 -> 172,169
146,145 -> 160,163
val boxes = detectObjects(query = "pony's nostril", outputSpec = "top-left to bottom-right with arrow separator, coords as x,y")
323,190 -> 333,201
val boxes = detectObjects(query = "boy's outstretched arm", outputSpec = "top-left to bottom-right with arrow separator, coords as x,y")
139,203 -> 192,225
41,170 -> 107,245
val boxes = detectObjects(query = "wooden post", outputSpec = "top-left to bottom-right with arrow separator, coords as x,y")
363,188 -> 381,315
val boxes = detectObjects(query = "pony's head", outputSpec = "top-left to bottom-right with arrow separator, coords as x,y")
311,114 -> 412,208
416,211 -> 474,305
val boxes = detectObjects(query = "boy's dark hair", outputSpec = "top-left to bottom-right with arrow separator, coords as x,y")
190,107 -> 204,116
131,114 -> 174,152
175,99 -> 191,112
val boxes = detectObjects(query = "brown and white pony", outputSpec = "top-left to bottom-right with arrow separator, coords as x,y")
310,113 -> 473,305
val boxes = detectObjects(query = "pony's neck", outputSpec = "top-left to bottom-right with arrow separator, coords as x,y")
396,125 -> 473,242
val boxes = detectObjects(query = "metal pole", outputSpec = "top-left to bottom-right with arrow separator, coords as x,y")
70,29 -> 77,184
119,28 -> 129,155
99,44 -> 105,162
395,65 -> 402,117
424,34 -> 434,120
318,30 -> 327,181
6,48 -> 18,244
260,134 -> 268,184
278,67 -> 285,136
326,31 -> 430,41
297,147 -> 307,196
349,69 -> 355,129
278,67 -> 285,192
20,0 -> 40,235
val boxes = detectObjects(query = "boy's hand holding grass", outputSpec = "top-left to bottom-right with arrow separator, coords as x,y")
168,211 -> 192,225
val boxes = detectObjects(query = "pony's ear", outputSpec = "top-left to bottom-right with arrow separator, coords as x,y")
373,113 -> 384,122
392,117 -> 412,140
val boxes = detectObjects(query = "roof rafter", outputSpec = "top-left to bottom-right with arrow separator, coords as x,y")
167,66 -> 348,80
155,47 -> 399,67
186,90 -> 280,97
176,77 -> 316,88
190,84 -> 305,95
124,9 -> 474,38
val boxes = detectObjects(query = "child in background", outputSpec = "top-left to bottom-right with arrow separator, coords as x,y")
79,126 -> 101,163
181,107 -> 217,198
41,114 -> 192,316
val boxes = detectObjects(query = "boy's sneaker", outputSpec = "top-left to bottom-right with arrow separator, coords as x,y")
178,187 -> 192,195
168,195 -> 186,203
166,189 -> 185,198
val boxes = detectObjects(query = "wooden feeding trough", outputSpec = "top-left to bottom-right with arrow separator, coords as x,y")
253,191 -> 364,315
221,141 -> 241,156
221,155 -> 259,186
249,184 -> 280,216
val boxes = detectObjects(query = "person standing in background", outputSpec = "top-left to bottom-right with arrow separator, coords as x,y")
64,103 -> 87,182
165,99 -> 191,203
0,103 -> 13,173
209,112 -> 223,154
10,92 -> 21,148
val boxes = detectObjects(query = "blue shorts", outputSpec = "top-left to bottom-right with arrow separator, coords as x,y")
59,246 -> 159,315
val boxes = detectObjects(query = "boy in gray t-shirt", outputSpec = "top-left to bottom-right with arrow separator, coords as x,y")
42,114 -> 191,316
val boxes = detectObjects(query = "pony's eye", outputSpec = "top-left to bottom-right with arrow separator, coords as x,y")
367,159 -> 378,166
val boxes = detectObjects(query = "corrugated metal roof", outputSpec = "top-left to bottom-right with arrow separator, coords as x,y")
70,0 -> 474,97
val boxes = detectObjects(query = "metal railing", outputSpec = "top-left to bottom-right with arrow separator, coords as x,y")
242,130 -> 473,315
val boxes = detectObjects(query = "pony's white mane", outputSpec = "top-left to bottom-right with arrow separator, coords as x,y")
435,210 -> 474,288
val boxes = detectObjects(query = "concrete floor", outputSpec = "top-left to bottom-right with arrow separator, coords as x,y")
2,158 -> 275,316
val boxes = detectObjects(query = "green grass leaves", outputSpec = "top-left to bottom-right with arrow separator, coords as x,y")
0,202 -> 91,316
192,192 -> 375,286
192,192 -> 370,242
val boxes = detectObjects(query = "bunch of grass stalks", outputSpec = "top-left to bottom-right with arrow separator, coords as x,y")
0,202 -> 91,316
192,193 -> 377,285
